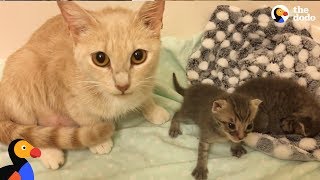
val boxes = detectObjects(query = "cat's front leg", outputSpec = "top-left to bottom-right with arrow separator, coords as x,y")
88,122 -> 115,155
39,148 -> 65,170
169,110 -> 183,138
230,142 -> 247,158
192,141 -> 210,180
142,98 -> 170,124
89,138 -> 114,154
68,107 -> 115,154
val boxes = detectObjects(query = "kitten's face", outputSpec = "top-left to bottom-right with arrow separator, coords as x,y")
212,96 -> 262,143
58,1 -> 164,98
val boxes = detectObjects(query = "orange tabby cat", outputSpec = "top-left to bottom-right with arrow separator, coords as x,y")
0,0 -> 169,169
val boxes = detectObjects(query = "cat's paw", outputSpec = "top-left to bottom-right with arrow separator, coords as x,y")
281,116 -> 309,136
280,117 -> 296,134
89,138 -> 113,154
231,145 -> 247,158
169,125 -> 182,138
40,148 -> 65,170
144,105 -> 170,125
192,165 -> 208,180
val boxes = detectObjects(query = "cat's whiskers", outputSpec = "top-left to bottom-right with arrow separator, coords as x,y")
131,82 -> 152,93
73,76 -> 156,91
144,76 -> 155,80
73,80 -> 103,85
73,80 -> 111,92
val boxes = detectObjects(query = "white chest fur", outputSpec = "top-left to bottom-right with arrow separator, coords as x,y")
72,90 -> 149,121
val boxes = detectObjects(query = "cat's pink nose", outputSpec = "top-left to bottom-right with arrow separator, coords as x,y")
237,134 -> 246,140
116,84 -> 130,93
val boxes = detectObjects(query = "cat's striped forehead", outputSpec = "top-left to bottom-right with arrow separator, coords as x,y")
228,94 -> 252,123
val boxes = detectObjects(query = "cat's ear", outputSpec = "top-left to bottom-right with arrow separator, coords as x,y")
212,100 -> 228,113
249,99 -> 262,117
57,1 -> 97,41
250,99 -> 262,109
136,0 -> 165,36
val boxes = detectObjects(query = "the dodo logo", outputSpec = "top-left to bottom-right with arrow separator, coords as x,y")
271,5 -> 289,23
0,139 -> 41,180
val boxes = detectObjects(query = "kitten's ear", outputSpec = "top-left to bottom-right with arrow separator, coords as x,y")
57,1 -> 97,41
249,99 -> 262,117
137,0 -> 165,36
212,100 -> 228,113
250,99 -> 262,108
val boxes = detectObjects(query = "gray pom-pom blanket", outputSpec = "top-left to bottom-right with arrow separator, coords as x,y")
186,5 -> 320,161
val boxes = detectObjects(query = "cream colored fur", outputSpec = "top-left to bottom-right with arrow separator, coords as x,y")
0,0 -> 169,169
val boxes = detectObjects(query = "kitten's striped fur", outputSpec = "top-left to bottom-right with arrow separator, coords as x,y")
170,73 -> 261,179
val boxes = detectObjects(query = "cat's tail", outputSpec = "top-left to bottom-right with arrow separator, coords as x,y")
173,73 -> 185,96
0,120 -> 114,150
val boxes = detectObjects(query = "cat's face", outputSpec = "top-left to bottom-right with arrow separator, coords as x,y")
58,1 -> 164,98
212,95 -> 262,143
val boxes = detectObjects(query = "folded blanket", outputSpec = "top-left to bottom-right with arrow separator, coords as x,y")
186,5 -> 320,161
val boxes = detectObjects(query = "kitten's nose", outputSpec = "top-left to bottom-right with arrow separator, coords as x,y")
116,84 -> 130,93
237,133 -> 246,140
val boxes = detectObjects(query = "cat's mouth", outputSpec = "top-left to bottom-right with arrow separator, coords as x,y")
225,132 -> 244,143
230,137 -> 243,143
113,91 -> 133,96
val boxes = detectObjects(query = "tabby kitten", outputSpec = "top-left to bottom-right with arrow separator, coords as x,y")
169,73 -> 261,180
235,77 -> 320,137
0,0 -> 169,169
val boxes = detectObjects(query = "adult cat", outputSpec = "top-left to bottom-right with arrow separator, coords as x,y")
0,0 -> 169,169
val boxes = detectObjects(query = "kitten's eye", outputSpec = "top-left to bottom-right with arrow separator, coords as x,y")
92,51 -> 110,67
247,123 -> 253,131
228,123 -> 236,130
131,49 -> 147,65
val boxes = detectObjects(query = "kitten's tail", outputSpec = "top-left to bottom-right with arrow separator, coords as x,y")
173,73 -> 185,96
0,120 -> 114,150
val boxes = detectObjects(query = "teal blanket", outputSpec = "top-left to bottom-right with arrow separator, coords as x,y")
0,35 -> 320,179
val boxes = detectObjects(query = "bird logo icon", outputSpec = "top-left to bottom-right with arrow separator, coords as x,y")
271,5 -> 289,23
0,139 -> 41,180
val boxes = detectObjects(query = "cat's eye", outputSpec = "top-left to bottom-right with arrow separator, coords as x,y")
92,51 -> 110,67
228,123 -> 236,130
247,123 -> 253,131
131,49 -> 147,65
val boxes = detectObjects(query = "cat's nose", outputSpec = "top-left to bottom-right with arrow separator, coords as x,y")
116,84 -> 130,93
237,133 -> 246,140
113,71 -> 130,93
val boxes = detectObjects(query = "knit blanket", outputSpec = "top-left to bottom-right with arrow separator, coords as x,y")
186,5 -> 320,161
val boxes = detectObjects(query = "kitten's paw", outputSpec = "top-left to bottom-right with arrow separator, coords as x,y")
231,145 -> 247,158
281,116 -> 309,136
89,139 -> 113,154
144,105 -> 170,125
192,165 -> 208,180
280,117 -> 296,134
40,148 -> 65,170
169,126 -> 182,138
